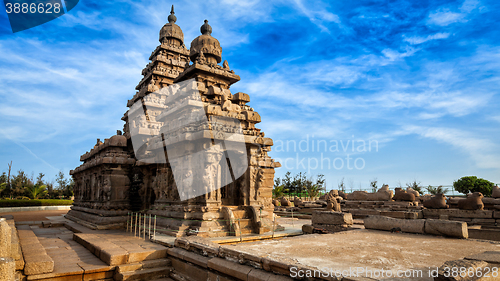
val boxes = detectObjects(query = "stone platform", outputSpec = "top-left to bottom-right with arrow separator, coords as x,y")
20,225 -> 114,281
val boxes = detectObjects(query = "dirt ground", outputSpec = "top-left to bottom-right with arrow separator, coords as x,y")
228,228 -> 500,280
0,210 -> 68,221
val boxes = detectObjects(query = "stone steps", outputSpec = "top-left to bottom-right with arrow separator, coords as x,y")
231,209 -> 248,219
16,225 -> 54,276
115,258 -> 171,273
115,264 -> 171,281
114,255 -> 172,281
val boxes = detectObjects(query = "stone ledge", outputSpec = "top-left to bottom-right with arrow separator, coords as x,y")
207,257 -> 253,281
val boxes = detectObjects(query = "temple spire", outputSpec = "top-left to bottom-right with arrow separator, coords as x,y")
168,5 -> 177,23
201,19 -> 212,35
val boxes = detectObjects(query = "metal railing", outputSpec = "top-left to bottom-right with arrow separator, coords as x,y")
126,212 -> 157,240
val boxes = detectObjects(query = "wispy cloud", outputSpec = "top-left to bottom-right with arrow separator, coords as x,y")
406,126 -> 500,169
403,33 -> 450,45
426,0 -> 482,26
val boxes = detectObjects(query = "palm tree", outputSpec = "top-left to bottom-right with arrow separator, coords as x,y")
426,185 -> 448,195
272,185 -> 288,198
27,184 -> 47,199
305,182 -> 321,201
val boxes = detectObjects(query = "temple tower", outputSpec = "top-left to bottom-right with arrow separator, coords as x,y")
69,9 -> 281,237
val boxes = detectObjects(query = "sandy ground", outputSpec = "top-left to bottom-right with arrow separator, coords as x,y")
228,228 -> 500,280
0,210 -> 69,221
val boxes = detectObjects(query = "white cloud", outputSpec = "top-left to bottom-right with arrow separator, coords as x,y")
427,0 -> 481,26
427,10 -> 465,26
381,46 -> 419,61
403,33 -> 450,45
292,0 -> 341,32
491,116 -> 500,123
460,0 -> 480,13
406,126 -> 500,169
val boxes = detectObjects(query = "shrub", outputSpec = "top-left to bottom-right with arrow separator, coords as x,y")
453,176 -> 494,196
0,199 -> 73,207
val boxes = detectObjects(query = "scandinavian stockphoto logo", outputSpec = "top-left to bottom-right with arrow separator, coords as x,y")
3,0 -> 79,33
128,79 -> 248,201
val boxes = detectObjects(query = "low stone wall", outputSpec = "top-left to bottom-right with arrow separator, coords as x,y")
422,209 -> 499,226
364,216 -> 468,239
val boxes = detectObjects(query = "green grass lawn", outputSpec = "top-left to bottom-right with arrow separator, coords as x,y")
0,199 -> 73,207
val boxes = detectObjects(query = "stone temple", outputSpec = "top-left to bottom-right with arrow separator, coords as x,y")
68,6 -> 281,237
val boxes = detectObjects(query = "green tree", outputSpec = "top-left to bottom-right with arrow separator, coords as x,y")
304,174 -> 325,200
291,172 -> 307,197
27,184 -> 47,199
453,176 -> 494,196
338,177 -> 345,192
370,178 -> 378,193
55,171 -> 73,199
11,170 -> 33,198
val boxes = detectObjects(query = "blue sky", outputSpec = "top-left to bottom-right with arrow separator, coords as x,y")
0,0 -> 499,190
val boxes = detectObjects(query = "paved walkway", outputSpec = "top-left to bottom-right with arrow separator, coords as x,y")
27,225 -> 114,280
0,209 -> 69,221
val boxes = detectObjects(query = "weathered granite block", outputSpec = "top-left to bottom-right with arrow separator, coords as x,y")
465,251 -> 500,264
424,219 -> 468,239
312,211 -> 353,225
364,216 -> 425,234
23,254 -> 54,275
0,257 -> 15,281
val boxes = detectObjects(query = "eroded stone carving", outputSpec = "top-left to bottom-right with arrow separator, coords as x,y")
423,194 -> 449,209
492,186 -> 500,198
458,192 -> 484,210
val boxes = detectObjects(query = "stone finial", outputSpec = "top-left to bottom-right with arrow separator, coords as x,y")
168,5 -> 177,23
201,20 -> 212,35
117,130 -> 122,136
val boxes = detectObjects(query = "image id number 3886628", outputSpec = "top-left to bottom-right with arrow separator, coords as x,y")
5,2 -> 62,14
442,267 -> 498,278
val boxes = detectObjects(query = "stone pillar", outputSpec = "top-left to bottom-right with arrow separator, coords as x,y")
0,257 -> 15,281
0,218 -> 11,257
